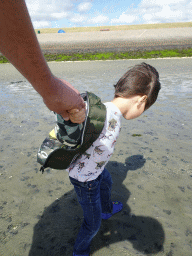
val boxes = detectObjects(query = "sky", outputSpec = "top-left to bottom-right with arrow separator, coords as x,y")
25,0 -> 192,29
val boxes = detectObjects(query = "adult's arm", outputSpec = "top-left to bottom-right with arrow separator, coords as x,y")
0,0 -> 85,121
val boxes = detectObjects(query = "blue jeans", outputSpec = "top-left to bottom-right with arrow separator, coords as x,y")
69,168 -> 113,256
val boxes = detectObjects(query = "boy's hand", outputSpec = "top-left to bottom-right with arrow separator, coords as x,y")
68,108 -> 86,124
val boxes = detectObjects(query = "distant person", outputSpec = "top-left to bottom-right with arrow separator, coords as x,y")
0,0 -> 85,122
51,63 -> 161,256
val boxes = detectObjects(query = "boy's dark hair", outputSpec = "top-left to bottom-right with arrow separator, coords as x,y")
114,62 -> 161,110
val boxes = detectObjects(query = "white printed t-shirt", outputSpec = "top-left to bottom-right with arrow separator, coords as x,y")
66,102 -> 122,182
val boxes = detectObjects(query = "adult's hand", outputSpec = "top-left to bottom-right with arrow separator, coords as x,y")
68,107 -> 86,124
42,76 -> 85,121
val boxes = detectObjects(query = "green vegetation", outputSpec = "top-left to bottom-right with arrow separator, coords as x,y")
39,48 -> 192,61
132,134 -> 142,137
34,22 -> 192,34
1,48 -> 192,64
0,56 -> 9,64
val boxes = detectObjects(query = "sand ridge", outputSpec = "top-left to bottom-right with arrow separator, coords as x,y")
37,27 -> 192,54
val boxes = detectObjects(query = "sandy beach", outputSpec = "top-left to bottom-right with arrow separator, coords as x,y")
36,27 -> 192,54
0,58 -> 192,256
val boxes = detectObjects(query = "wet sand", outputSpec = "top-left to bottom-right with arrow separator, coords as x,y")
0,58 -> 192,256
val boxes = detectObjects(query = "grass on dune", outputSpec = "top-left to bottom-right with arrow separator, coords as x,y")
1,49 -> 192,64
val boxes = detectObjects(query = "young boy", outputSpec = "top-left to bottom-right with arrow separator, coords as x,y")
65,62 -> 161,256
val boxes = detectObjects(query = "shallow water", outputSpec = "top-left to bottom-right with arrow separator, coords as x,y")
0,58 -> 192,256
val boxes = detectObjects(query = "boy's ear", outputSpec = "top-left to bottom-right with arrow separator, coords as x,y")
142,95 -> 148,102
139,95 -> 147,104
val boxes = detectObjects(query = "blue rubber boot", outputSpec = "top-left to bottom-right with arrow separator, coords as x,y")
101,201 -> 123,220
